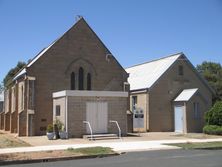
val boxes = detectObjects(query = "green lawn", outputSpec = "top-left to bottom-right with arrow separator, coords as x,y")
66,147 -> 115,155
166,142 -> 222,150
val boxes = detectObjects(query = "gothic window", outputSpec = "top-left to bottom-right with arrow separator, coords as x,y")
178,65 -> 184,76
78,67 -> 84,90
71,72 -> 75,90
87,73 -> 91,90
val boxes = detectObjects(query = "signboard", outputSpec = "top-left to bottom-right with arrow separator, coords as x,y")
133,108 -> 144,129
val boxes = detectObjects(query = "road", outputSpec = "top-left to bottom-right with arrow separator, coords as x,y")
3,149 -> 222,167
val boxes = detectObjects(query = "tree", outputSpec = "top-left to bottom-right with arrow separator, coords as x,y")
3,61 -> 26,88
196,61 -> 222,103
205,101 -> 222,126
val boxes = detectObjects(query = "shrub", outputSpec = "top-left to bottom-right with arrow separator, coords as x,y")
54,119 -> 64,131
205,101 -> 222,126
203,125 -> 222,135
47,124 -> 53,133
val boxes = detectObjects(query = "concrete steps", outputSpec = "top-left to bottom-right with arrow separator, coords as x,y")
83,133 -> 119,140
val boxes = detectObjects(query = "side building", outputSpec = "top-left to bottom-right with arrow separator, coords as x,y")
2,17 -> 129,137
126,53 -> 214,133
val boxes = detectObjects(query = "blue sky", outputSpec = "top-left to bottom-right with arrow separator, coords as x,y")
0,0 -> 222,82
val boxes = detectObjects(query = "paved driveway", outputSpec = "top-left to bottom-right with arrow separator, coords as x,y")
4,149 -> 222,167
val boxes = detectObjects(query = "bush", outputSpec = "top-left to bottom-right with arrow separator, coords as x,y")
54,119 -> 64,131
205,101 -> 222,126
47,124 -> 53,133
203,125 -> 222,135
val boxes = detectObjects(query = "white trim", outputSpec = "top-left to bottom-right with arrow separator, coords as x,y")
28,109 -> 35,114
65,96 -> 68,136
130,89 -> 148,94
53,90 -> 128,98
27,76 -> 36,80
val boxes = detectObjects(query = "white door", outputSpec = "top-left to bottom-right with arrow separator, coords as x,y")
174,106 -> 184,133
86,102 -> 108,134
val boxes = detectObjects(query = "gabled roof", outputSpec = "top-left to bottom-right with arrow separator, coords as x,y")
125,53 -> 182,91
174,88 -> 198,102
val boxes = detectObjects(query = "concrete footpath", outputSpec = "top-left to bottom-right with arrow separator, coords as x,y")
1,138 -> 222,154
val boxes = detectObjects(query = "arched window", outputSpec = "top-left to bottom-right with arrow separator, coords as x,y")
71,72 -> 75,90
78,67 -> 84,90
87,73 -> 91,90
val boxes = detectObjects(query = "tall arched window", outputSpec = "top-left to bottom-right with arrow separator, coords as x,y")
78,67 -> 84,90
71,72 -> 75,90
87,73 -> 91,90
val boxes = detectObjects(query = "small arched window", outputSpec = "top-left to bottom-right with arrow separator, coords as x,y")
78,67 -> 84,90
71,72 -> 75,90
87,73 -> 91,90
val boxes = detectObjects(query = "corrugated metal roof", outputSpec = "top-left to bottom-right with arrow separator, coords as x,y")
125,53 -> 182,91
174,88 -> 198,102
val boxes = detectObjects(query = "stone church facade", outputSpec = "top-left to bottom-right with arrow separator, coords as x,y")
0,17 -> 129,137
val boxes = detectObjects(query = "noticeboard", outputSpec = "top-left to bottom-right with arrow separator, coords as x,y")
133,108 -> 144,129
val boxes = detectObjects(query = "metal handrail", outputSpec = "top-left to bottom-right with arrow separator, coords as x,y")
109,120 -> 121,139
83,121 -> 93,140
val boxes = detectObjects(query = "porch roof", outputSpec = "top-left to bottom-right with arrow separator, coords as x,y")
174,88 -> 198,102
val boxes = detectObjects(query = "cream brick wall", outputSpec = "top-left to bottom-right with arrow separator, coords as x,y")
25,19 -> 128,135
66,96 -> 128,138
53,97 -> 66,125
148,58 -> 212,132
18,81 -> 25,113
11,87 -> 16,113
186,95 -> 206,133
130,93 -> 149,132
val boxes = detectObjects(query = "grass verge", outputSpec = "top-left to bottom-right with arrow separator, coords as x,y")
0,147 -> 116,162
66,147 -> 114,155
166,142 -> 222,150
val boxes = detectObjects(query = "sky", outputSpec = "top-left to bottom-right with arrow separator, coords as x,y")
0,0 -> 222,83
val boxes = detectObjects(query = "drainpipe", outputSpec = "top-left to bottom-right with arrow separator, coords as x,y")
183,102 -> 187,134
65,92 -> 68,137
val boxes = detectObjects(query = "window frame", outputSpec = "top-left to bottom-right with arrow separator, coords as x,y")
55,105 -> 61,116
87,73 -> 91,90
71,72 -> 76,90
193,102 -> 200,119
78,67 -> 84,90
178,65 -> 184,76
132,96 -> 137,112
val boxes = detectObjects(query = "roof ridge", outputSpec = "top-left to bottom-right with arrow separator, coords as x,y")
125,52 -> 183,69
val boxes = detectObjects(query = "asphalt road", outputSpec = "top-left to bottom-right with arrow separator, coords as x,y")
3,149 -> 222,167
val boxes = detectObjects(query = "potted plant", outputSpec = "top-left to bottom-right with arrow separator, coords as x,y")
46,124 -> 54,140
54,119 -> 68,139
59,125 -> 68,139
